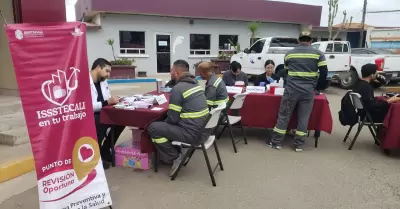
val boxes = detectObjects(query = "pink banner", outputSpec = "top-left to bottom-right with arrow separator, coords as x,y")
5,22 -> 111,209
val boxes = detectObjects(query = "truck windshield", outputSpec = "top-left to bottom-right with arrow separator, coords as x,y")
270,38 -> 299,47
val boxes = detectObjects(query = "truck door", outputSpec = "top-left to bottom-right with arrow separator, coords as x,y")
244,39 -> 265,75
325,42 -> 350,73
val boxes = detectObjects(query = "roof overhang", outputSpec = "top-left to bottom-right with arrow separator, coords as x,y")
80,0 -> 322,26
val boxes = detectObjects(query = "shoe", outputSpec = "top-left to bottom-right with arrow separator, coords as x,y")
267,142 -> 282,150
169,149 -> 188,177
102,161 -> 110,170
294,146 -> 303,152
101,151 -> 113,163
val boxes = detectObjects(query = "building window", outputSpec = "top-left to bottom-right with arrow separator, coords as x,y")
190,34 -> 211,55
119,31 -> 146,55
219,35 -> 238,54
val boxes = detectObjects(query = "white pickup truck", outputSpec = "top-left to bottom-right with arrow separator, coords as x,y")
338,48 -> 400,89
231,37 -> 351,85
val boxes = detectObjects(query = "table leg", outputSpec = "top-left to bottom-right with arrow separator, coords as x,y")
314,130 -> 321,148
110,126 -> 116,167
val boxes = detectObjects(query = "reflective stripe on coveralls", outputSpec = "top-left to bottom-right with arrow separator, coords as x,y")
206,76 -> 229,106
270,45 -> 326,147
152,137 -> 168,144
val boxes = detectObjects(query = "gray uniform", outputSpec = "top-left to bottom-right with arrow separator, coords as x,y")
222,70 -> 249,86
148,74 -> 210,163
271,44 -> 327,147
205,74 -> 229,107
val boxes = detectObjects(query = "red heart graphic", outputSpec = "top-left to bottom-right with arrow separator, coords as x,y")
79,146 -> 93,161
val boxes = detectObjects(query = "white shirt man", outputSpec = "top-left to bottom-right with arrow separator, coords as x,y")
90,58 -> 124,169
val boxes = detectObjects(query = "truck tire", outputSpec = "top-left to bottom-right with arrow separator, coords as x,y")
340,70 -> 358,89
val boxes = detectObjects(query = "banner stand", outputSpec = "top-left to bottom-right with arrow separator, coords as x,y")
5,22 -> 114,209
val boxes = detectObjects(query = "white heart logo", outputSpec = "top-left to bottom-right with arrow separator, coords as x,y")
41,68 -> 80,106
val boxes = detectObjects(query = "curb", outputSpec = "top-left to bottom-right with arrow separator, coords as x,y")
0,156 -> 35,183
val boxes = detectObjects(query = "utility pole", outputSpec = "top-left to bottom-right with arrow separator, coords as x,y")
359,0 -> 368,48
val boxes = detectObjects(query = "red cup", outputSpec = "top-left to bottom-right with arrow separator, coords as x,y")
270,86 -> 277,94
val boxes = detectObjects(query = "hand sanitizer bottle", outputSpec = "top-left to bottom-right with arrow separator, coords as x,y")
278,78 -> 284,88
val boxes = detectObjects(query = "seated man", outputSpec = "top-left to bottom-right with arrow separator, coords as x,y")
90,58 -> 125,169
222,61 -> 249,86
198,62 -> 229,108
352,63 -> 400,123
148,60 -> 210,177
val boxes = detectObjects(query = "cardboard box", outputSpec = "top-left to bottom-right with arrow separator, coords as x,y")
115,140 -> 152,170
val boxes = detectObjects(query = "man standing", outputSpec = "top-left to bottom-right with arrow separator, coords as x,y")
90,58 -> 125,169
198,62 -> 229,108
268,30 -> 329,152
148,60 -> 209,176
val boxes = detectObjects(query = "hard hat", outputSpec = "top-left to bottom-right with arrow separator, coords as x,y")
299,25 -> 313,39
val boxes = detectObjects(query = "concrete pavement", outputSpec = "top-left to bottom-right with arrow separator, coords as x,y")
1,83 -> 400,209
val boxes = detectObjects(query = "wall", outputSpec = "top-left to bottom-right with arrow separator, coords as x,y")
0,0 -> 18,95
86,14 -> 300,76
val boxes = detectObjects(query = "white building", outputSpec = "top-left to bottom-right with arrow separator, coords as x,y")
79,0 -> 323,76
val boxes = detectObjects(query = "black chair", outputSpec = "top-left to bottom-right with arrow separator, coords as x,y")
216,92 -> 249,153
343,92 -> 382,150
164,105 -> 226,186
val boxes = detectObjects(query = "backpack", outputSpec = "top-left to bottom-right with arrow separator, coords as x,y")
338,91 -> 358,126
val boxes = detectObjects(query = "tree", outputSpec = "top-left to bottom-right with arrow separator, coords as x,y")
327,0 -> 339,40
332,11 -> 353,40
327,0 -> 353,40
248,22 -> 259,46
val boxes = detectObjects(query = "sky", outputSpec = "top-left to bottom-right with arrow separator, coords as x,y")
275,0 -> 400,27
65,0 -> 400,27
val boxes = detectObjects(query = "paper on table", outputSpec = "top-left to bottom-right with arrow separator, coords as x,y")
151,107 -> 163,111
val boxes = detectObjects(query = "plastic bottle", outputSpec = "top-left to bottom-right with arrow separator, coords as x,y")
278,78 -> 284,88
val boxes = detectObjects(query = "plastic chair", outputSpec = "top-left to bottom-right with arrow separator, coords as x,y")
216,92 -> 249,153
169,105 -> 225,186
343,92 -> 382,150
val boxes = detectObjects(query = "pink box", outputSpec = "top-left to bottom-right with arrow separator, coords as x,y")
131,128 -> 143,148
115,140 -> 152,170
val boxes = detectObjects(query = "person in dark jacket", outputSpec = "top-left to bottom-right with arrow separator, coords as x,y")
254,60 -> 280,86
352,63 -> 400,122
222,61 -> 249,86
147,60 -> 210,177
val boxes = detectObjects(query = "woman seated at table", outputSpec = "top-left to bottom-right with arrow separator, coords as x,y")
254,60 -> 279,86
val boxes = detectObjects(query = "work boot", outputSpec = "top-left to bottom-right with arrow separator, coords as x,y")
102,162 -> 110,170
169,149 -> 188,177
267,142 -> 281,150
293,145 -> 303,152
